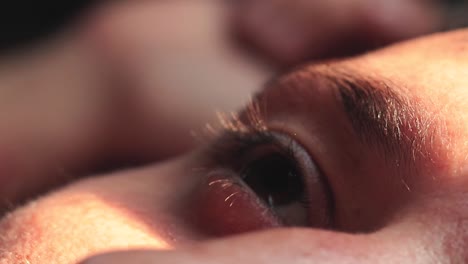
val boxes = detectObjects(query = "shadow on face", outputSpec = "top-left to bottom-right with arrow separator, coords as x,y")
1,29 -> 468,264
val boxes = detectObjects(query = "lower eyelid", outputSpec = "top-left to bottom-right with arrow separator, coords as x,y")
276,132 -> 336,228
202,128 -> 336,230
192,169 -> 282,237
267,124 -> 339,222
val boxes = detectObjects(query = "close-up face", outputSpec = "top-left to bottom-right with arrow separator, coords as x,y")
1,29 -> 468,263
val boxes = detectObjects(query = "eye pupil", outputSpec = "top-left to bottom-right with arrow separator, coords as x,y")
242,153 -> 304,208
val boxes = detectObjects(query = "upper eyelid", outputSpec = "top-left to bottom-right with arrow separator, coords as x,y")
257,67 -> 430,174
203,121 -> 309,171
206,128 -> 279,162
203,122 -> 337,228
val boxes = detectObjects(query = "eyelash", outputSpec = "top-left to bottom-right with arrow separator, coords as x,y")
207,128 -> 293,167
207,130 -> 309,216
197,107 -> 334,228
198,101 -> 290,168
231,131 -> 315,211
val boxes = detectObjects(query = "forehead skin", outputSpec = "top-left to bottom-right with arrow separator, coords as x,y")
352,29 -> 468,142
1,30 -> 468,264
306,29 -> 468,177
372,30 -> 468,175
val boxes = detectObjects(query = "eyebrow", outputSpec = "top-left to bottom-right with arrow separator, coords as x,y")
256,66 -> 435,172
326,71 -> 419,169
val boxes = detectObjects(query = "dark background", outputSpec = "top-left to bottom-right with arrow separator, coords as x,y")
0,0 -> 466,54
0,1 -> 98,53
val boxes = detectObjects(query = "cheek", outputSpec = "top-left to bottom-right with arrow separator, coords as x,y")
2,158 -> 467,264
0,192 -> 169,263
0,159 -> 199,264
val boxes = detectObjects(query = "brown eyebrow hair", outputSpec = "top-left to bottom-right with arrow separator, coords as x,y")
324,69 -> 428,171
253,65 -> 444,175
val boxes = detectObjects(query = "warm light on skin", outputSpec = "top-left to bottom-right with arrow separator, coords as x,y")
0,161 -> 184,263
2,28 -> 468,264
339,33 -> 468,176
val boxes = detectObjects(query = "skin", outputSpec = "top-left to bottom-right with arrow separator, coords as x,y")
232,0 -> 442,65
0,1 -> 270,209
1,28 -> 468,264
1,1 -> 465,264
0,0 -> 440,208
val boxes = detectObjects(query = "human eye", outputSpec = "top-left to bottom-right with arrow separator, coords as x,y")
192,111 -> 335,236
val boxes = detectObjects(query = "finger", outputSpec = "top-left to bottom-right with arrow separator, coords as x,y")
231,0 -> 443,66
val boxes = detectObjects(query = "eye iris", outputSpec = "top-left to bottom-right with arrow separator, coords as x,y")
242,153 -> 304,208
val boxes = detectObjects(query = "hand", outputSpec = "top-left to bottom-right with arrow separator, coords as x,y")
232,0 -> 442,65
0,0 -> 270,212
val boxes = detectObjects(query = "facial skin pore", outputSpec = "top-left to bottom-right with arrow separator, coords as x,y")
1,29 -> 468,264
